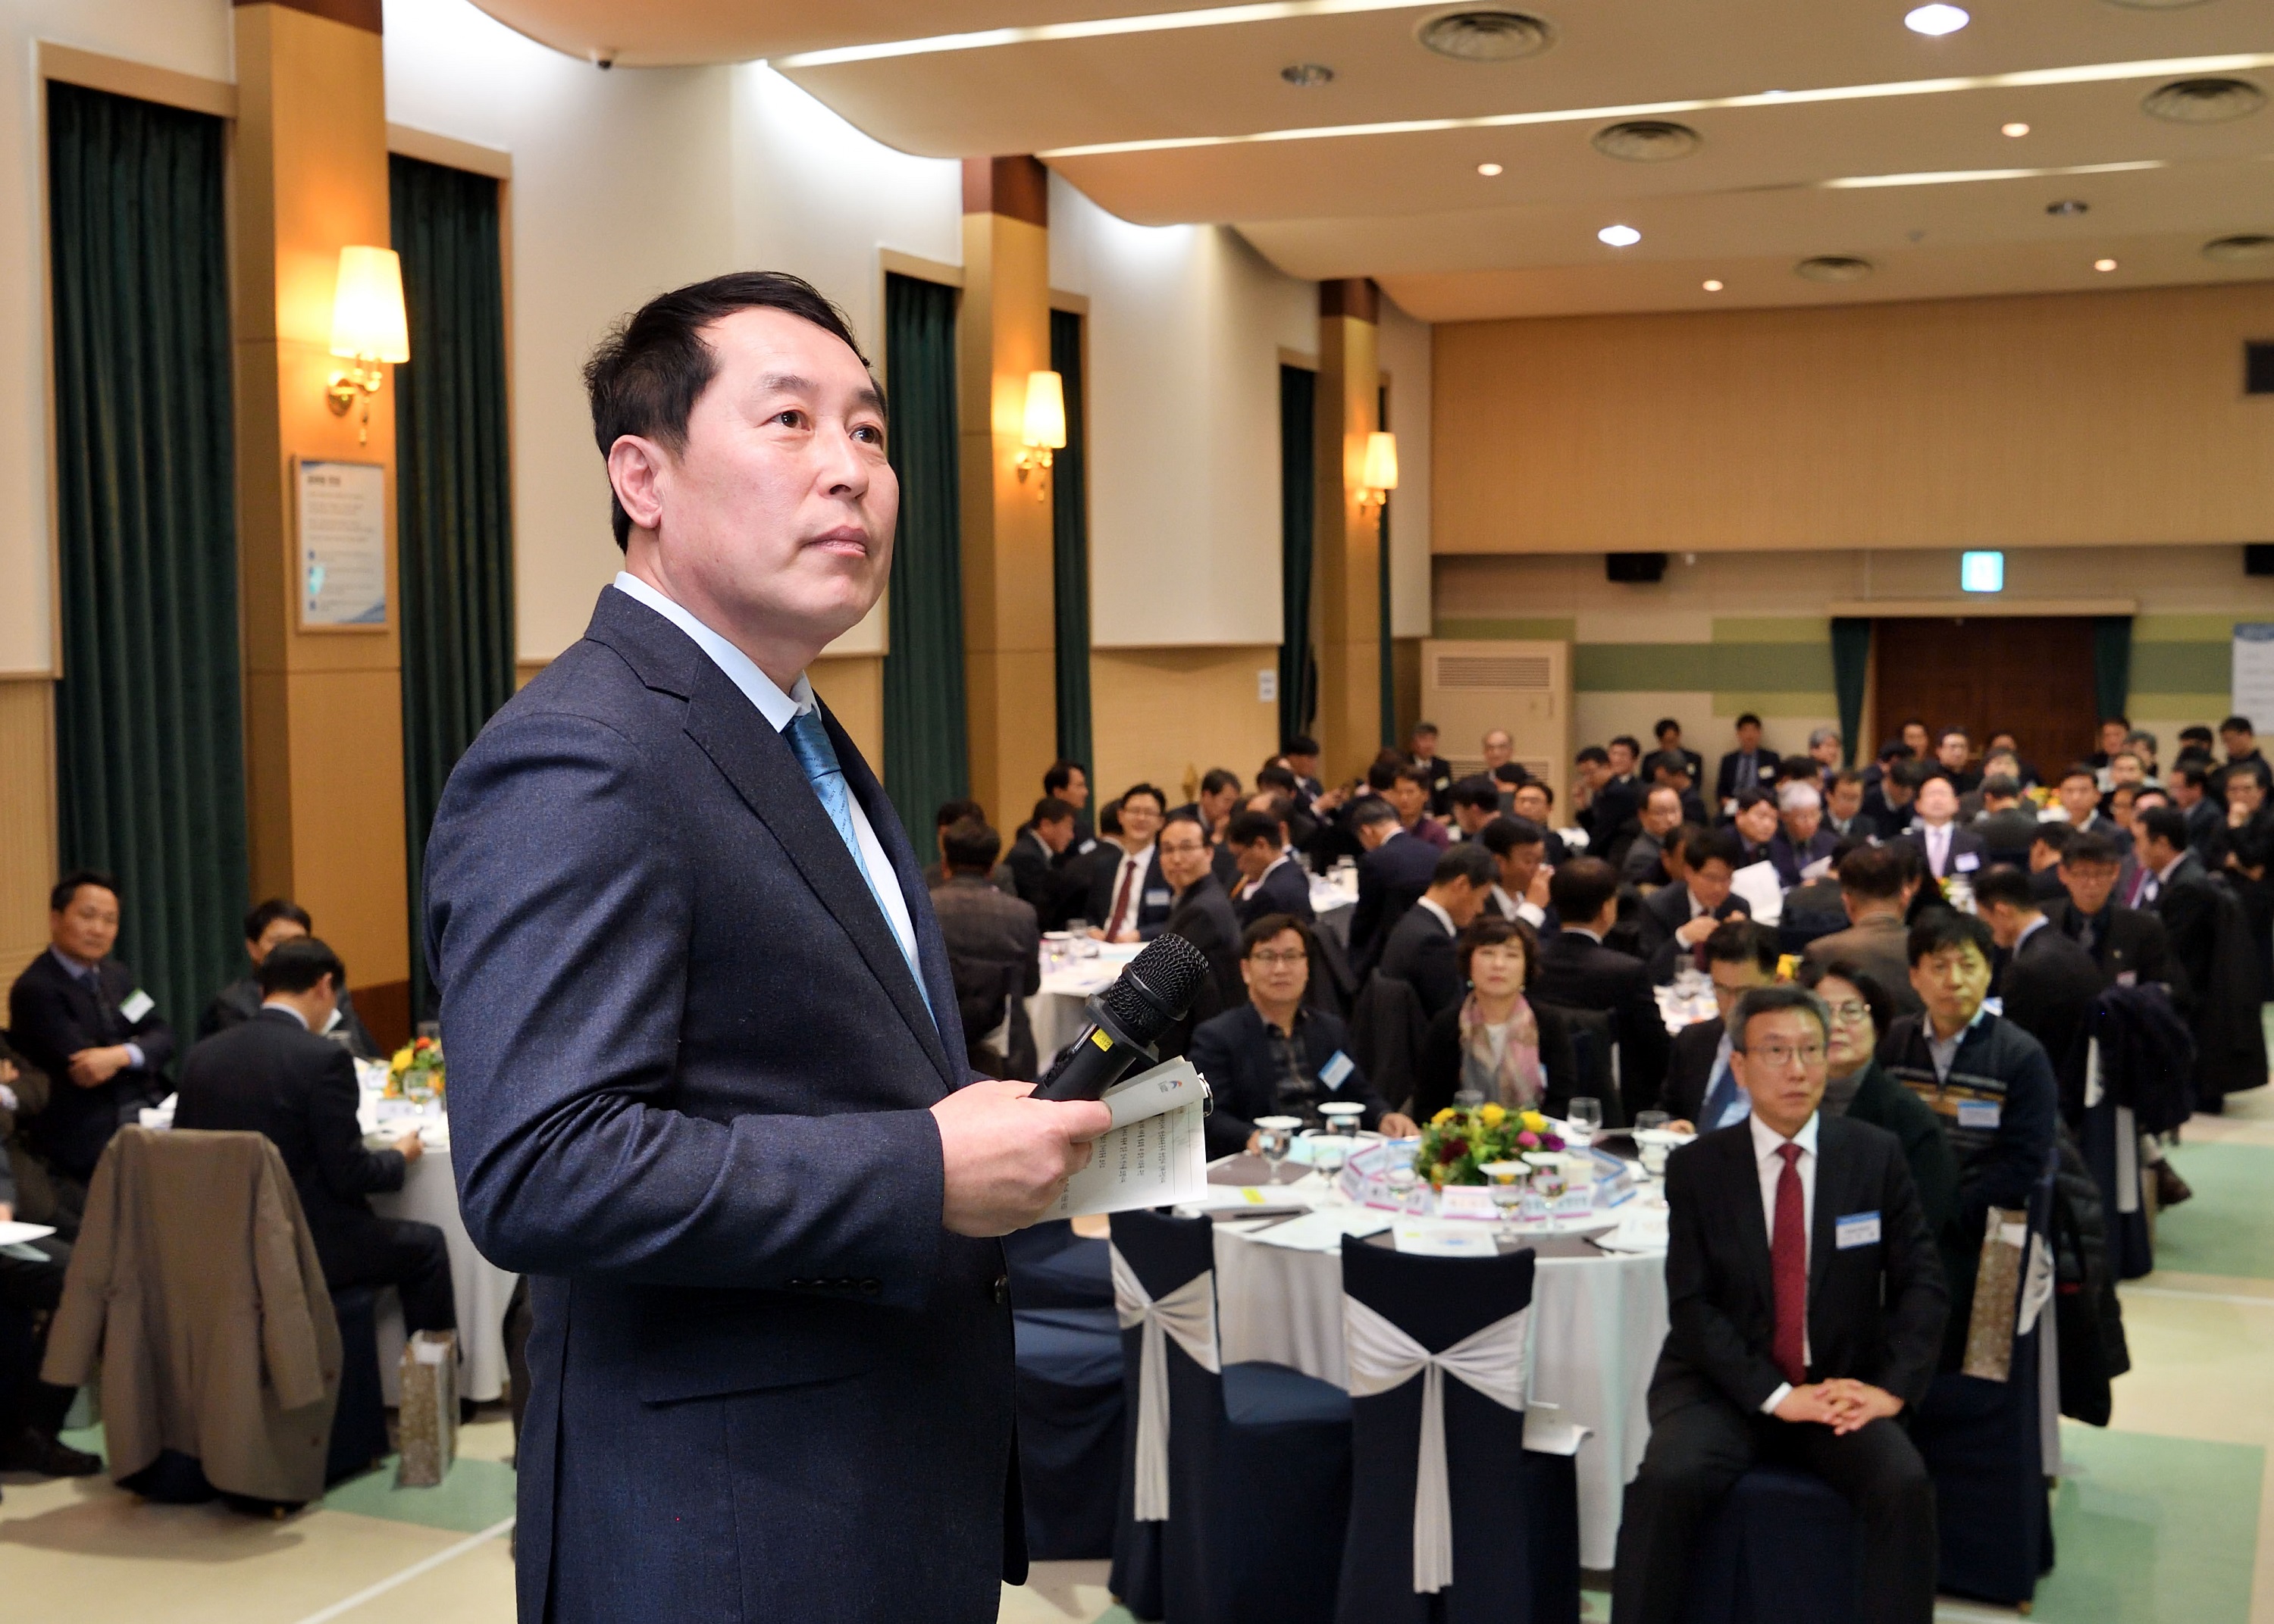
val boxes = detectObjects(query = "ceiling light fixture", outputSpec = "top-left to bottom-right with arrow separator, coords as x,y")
1476,161 -> 1504,174
2002,120 -> 2030,136
1034,51 -> 2274,158
2204,233 -> 2274,262
2141,77 -> 2267,122
2047,197 -> 2090,215
1416,10 -> 1554,61
1904,4 -> 1970,36
1820,158 -> 2162,189
1598,224 -> 1641,246
1702,279 -> 1724,291
1796,255 -> 1876,283
1281,61 -> 1335,85
1592,120 -> 1702,161
2094,258 -> 2119,271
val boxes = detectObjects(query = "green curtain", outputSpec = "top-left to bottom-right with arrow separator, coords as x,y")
882,273 -> 969,840
1049,308 -> 1093,773
1831,618 -> 1872,767
391,154 -> 515,1019
1280,365 -> 1318,743
46,83 -> 245,1042
2093,616 -> 2134,725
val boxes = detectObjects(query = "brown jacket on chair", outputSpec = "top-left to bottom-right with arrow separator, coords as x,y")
42,1126 -> 343,1504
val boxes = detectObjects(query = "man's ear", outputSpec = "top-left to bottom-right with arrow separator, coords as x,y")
608,434 -> 669,535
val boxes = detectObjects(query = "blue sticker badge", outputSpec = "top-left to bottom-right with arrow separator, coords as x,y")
1956,1099 -> 2002,1130
1835,1211 -> 1882,1250
1319,1050 -> 1355,1091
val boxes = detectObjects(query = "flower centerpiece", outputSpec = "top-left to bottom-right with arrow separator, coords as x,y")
1418,1104 -> 1563,1187
387,1035 -> 444,1102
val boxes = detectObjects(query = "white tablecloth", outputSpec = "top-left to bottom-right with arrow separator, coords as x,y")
1211,1225 -> 1668,1570
368,1141 -> 519,1403
1029,942 -> 1145,1061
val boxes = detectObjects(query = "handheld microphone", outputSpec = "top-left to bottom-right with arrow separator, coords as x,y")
1035,932 -> 1213,1102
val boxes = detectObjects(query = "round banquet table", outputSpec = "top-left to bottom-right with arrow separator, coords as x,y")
368,1138 -> 519,1404
1210,1218 -> 1668,1571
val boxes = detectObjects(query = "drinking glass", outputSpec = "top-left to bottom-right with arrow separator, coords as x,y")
1566,1097 -> 1603,1149
1635,1110 -> 1669,1134
1308,1134 -> 1352,1201
1452,1087 -> 1486,1111
1320,1102 -> 1365,1137
1481,1161 -> 1525,1240
1384,1141 -> 1420,1212
1255,1116 -> 1301,1181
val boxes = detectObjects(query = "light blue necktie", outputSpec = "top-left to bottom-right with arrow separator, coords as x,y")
784,708 -> 936,1026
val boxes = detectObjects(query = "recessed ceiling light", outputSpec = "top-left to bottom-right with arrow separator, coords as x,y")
2094,258 -> 2119,271
2141,77 -> 2267,123
1702,279 -> 1724,291
1417,10 -> 1555,62
1796,255 -> 1876,283
1476,161 -> 1504,175
1281,62 -> 1334,86
1905,4 -> 1970,36
2204,233 -> 2274,262
2047,198 -> 2090,215
1592,120 -> 1702,161
2002,120 -> 2030,136
1598,224 -> 1641,247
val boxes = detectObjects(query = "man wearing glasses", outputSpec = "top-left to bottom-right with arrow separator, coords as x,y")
1615,984 -> 1946,1624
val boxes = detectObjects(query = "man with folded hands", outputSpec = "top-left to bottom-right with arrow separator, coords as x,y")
1614,984 -> 1946,1624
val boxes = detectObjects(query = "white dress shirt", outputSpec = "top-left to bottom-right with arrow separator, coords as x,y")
1751,1109 -> 1819,1412
1489,885 -> 1546,928
1920,820 -> 1953,878
612,573 -> 919,968
1102,843 -> 1157,934
1415,896 -> 1456,935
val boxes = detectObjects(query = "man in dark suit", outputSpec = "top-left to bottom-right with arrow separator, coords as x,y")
1970,775 -> 2044,867
931,820 -> 1043,1081
1634,829 -> 1749,984
1348,797 -> 1440,974
423,274 -> 1113,1624
1406,722 -> 1456,816
1860,756 -> 1919,839
1801,845 -> 1925,1019
1004,796 -> 1079,929
8,871 -> 174,1193
1536,858 -> 1671,1104
1087,784 -> 1175,941
1156,812 -> 1244,1055
1614,983 -> 1945,1624
1483,815 -> 1558,931
1657,920 -> 1780,1131
1975,866 -> 2103,1121
2167,759 -> 2228,868
1225,808 -> 1314,926
1621,784 -> 1688,886
199,898 -> 382,1059
1767,783 -> 1840,889
1377,846 -> 1498,1021
1727,787 -> 1779,869
2056,762 -> 2135,855
1931,727 -> 1981,795
1897,775 -> 1987,883
1189,916 -> 1417,1157
1714,712 -> 1778,805
1653,717 -> 1705,787
0,1040 -> 101,1485
2048,831 -> 2169,986
1166,768 -> 1243,849
1824,770 -> 1875,842
174,938 -> 456,1334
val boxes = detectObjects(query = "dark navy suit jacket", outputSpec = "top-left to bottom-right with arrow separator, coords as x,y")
424,590 -> 1012,1624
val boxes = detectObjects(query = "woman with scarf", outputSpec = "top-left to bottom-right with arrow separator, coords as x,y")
1414,915 -> 1580,1121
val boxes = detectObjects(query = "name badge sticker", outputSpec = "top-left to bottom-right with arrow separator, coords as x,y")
1143,888 -> 1172,907
119,990 -> 155,1023
1956,1099 -> 2002,1130
1319,1050 -> 1356,1091
1835,1211 -> 1882,1249
1953,852 -> 1981,873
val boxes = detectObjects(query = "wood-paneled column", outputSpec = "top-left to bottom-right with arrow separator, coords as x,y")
231,0 -> 410,1029
1315,277 -> 1383,787
958,156 -> 1057,831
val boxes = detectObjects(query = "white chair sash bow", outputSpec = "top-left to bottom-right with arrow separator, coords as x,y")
1342,1294 -> 1532,1594
1110,1244 -> 1220,1522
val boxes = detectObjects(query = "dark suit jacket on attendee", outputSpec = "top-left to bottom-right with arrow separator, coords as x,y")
2046,896 -> 2169,988
1714,749 -> 1778,805
2071,810 -> 2135,855
1160,876 -> 1245,1059
1799,913 -> 1925,1018
422,587 -> 1013,1623
1767,828 -> 1840,890
1999,922 -> 2104,1122
1652,1115 -> 1946,1422
1375,901 -> 1462,1021
199,975 -> 382,1060
1414,999 -> 1580,1122
1086,843 -> 1175,939
930,876 -> 1043,1080
1003,829 -> 1075,929
1233,854 -> 1314,927
1972,808 -> 2045,863
1187,1003 -> 1394,1159
172,1006 -> 407,1284
1658,1016 -> 1725,1127
1898,823 -> 1989,881
7,950 -> 174,1181
1349,829 -> 1440,974
1859,790 -> 1913,838
1531,930 -> 1670,1107
1633,884 -> 1751,984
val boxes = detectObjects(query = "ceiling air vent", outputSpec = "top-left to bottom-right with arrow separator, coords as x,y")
1416,10 -> 1555,61
2103,0 -> 2210,8
2204,234 -> 2274,263
1796,255 -> 1875,283
1433,653 -> 1553,690
2142,77 -> 2266,124
1592,120 -> 1702,161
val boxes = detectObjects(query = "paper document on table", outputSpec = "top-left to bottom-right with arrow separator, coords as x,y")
1729,860 -> 1784,925
1046,1059 -> 1211,1219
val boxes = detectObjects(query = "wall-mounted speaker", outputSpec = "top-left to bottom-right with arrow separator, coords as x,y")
2246,543 -> 2274,577
1605,551 -> 1668,584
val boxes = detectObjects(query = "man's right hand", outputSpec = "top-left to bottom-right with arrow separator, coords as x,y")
394,1130 -> 426,1165
1771,1384 -> 1847,1426
934,1080 -> 1114,1237
1674,915 -> 1718,947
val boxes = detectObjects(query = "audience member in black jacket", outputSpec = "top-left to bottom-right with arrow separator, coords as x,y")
1413,915 -> 1580,1121
1533,859 -> 1670,1108
1347,799 -> 1439,975
6,871 -> 174,1186
171,939 -> 456,1334
1187,915 -> 1417,1158
2135,807 -> 2269,1108
199,897 -> 382,1059
1655,920 -> 1780,1130
1154,813 -> 1243,1058
1976,866 -> 2103,1122
2047,831 -> 2169,987
1615,984 -> 1946,1624
1223,809 -> 1314,926
1633,828 -> 1751,984
1004,796 -> 1082,930
1375,846 -> 1498,1022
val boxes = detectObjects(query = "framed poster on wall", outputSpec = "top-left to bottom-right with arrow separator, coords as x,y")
296,458 -> 388,630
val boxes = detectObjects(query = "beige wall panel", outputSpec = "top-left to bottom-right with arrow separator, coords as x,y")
281,668 -> 408,987
1434,284 -> 2274,555
1090,646 -> 1280,808
0,677 -> 55,974
810,653 -> 885,780
1317,310 -> 1383,784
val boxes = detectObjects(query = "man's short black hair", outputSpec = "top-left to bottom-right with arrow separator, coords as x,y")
1351,796 -> 1399,828
1159,809 -> 1207,840
1120,783 -> 1167,814
1835,843 -> 1906,901
1728,984 -> 1830,1050
1043,759 -> 1085,795
1412,721 -> 1439,738
942,818 -> 1001,872
1367,759 -> 1402,792
2170,761 -> 2210,790
1098,798 -> 1123,837
1831,768 -> 1865,790
50,869 -> 117,912
1451,775 -> 1502,813
1482,815 -> 1546,857
1907,906 -> 1995,967
1937,725 -> 1970,746
244,897 -> 312,943
259,935 -> 346,997
2225,715 -> 2257,737
1575,745 -> 1609,767
585,271 -> 869,549
2030,821 -> 2075,857
1980,774 -> 2022,799
1655,717 -> 1682,739
1705,918 -> 1780,975
1032,796 -> 1076,826
1969,864 -> 2039,913
1735,712 -> 1763,731
1682,827 -> 1741,871
2063,831 -> 2122,868
2138,805 -> 2190,851
2180,724 -> 2216,746
1256,763 -> 1299,793
1732,786 -> 1774,813
1549,856 -> 1621,924
1644,750 -> 1693,782
935,797 -> 984,830
1433,844 -> 1499,890
1510,772 -> 1549,800
1609,734 -> 1642,757
1201,768 -> 1242,797
1226,809 -> 1283,849
2060,761 -> 2099,785
1283,735 -> 1320,757
1393,763 -> 1431,790
1241,913 -> 1314,957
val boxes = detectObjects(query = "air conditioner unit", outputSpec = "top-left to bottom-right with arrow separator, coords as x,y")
1420,639 -> 1575,815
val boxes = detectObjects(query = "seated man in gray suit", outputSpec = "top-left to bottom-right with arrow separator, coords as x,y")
930,819 -> 1042,1080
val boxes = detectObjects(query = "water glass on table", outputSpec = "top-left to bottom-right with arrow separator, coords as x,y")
1255,1116 -> 1302,1181
1565,1097 -> 1603,1148
1384,1140 -> 1420,1212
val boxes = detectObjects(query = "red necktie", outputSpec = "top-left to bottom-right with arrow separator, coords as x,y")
1771,1143 -> 1808,1388
1106,856 -> 1139,937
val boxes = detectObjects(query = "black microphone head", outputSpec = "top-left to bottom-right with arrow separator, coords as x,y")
1099,932 -> 1212,1044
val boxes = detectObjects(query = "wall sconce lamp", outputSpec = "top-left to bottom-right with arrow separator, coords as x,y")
1016,369 -> 1067,499
327,246 -> 410,444
1358,430 -> 1399,512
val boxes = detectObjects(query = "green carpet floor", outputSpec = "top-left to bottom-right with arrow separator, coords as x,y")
2153,1141 -> 2274,1281
2028,1425 -> 2264,1623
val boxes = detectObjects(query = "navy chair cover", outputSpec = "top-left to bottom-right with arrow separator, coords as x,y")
1913,1172 -> 2057,1607
1677,1466 -> 1858,1624
1107,1209 -> 1354,1624
1015,1305 -> 1126,1559
1333,1237 -> 1577,1624
1004,1219 -> 1116,1310
324,1285 -> 390,1485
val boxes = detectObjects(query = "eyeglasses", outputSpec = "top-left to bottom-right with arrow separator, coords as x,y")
1743,1042 -> 1825,1069
1821,1001 -> 1870,1025
1248,950 -> 1308,967
1157,840 -> 1207,856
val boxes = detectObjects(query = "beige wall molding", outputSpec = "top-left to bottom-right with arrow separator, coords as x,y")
1277,346 -> 1318,372
879,248 -> 963,288
1048,288 -> 1089,316
386,121 -> 510,179
37,42 -> 237,119
1826,598 -> 2139,618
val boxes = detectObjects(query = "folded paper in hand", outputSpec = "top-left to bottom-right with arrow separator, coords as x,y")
1045,1059 -> 1211,1221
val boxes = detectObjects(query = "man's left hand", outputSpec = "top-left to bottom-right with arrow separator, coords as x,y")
1379,1112 -> 1418,1138
1818,1378 -> 1903,1435
66,1045 -> 132,1088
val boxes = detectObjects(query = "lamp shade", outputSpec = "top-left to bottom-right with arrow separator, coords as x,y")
330,246 -> 410,363
1022,370 -> 1067,449
1361,430 -> 1399,493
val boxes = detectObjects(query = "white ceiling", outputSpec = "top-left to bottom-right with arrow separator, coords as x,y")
471,0 -> 2274,319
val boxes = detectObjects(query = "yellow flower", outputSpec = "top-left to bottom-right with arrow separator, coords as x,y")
1777,953 -> 1801,982
1430,1107 -> 1456,1126
1480,1103 -> 1507,1126
1520,1109 -> 1547,1133
390,1046 -> 414,1073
